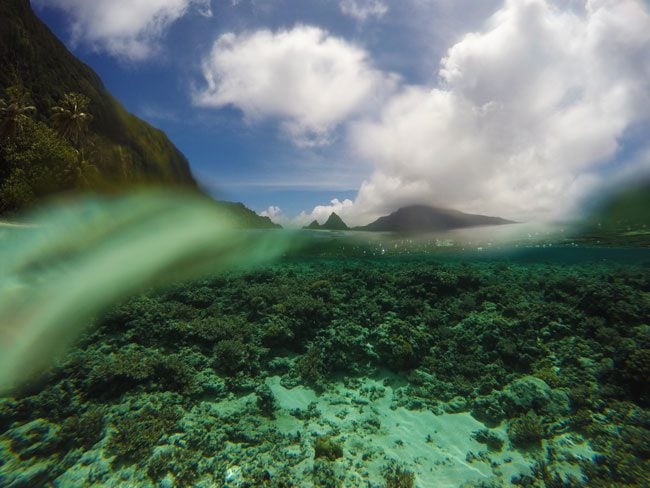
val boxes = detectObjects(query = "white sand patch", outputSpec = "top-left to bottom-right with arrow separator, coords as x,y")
267,375 -> 593,487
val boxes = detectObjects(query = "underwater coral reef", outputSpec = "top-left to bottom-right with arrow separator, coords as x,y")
1,252 -> 649,487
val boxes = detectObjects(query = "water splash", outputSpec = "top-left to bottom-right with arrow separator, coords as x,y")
0,190 -> 295,393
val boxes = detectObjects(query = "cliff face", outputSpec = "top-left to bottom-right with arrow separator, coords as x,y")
0,0 -> 196,186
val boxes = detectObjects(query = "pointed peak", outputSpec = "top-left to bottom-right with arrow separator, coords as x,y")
303,219 -> 321,229
322,212 -> 349,230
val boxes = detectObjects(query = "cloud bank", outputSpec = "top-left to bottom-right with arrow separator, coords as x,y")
305,0 -> 650,224
194,26 -> 397,146
36,0 -> 211,60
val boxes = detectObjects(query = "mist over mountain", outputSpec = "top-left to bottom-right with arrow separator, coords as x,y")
354,205 -> 517,233
579,180 -> 650,240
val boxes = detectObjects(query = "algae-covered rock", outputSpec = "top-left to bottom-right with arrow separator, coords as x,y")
443,396 -> 468,413
471,375 -> 571,425
8,418 -> 60,458
502,376 -> 552,414
546,389 -> 571,417
471,392 -> 506,426
471,428 -> 504,452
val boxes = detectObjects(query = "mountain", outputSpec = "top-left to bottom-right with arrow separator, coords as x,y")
355,205 -> 517,233
0,0 -> 195,191
576,180 -> 650,246
321,212 -> 349,230
303,212 -> 350,230
216,201 -> 282,229
304,220 -> 321,230
584,181 -> 650,233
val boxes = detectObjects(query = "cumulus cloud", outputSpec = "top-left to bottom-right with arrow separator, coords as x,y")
340,0 -> 388,22
295,198 -> 355,226
194,26 -> 397,146
259,205 -> 282,218
259,205 -> 283,223
334,0 -> 650,222
35,0 -> 211,60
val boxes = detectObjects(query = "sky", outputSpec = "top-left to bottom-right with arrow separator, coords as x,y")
33,0 -> 650,227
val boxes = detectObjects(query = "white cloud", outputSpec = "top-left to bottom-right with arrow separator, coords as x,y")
36,0 -> 211,61
259,205 -> 282,218
194,26 -> 397,146
295,198 -> 355,226
259,205 -> 283,223
340,0 -> 388,22
334,0 -> 650,222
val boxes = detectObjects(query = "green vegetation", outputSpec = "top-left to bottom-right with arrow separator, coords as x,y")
0,0 -> 195,215
575,180 -> 650,247
0,85 -> 35,138
50,92 -> 93,153
0,86 -> 103,212
585,180 -> 650,233
216,201 -> 282,229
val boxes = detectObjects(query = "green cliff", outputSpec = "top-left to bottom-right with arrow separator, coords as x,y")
0,0 -> 196,212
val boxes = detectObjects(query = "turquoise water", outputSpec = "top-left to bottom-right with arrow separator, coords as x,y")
0,216 -> 649,486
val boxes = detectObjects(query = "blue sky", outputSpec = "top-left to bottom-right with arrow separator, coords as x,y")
33,0 -> 650,225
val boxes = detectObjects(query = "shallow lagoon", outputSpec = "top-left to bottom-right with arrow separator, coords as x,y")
1,228 -> 649,487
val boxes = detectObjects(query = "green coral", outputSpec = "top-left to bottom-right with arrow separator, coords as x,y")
620,348 -> 650,405
147,447 -> 202,486
313,435 -> 343,461
84,345 -> 198,398
383,463 -> 415,488
57,406 -> 105,451
107,404 -> 181,465
507,411 -> 546,449
1,256 -> 650,485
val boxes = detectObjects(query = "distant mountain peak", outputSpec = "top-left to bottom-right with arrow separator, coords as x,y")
303,212 -> 350,231
355,205 -> 516,233
305,219 -> 321,230
322,212 -> 349,230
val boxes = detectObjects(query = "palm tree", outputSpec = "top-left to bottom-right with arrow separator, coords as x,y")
0,87 -> 36,139
51,92 -> 93,148
72,155 -> 101,188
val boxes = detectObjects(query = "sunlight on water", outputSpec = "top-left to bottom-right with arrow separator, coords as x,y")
0,191 -> 295,393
